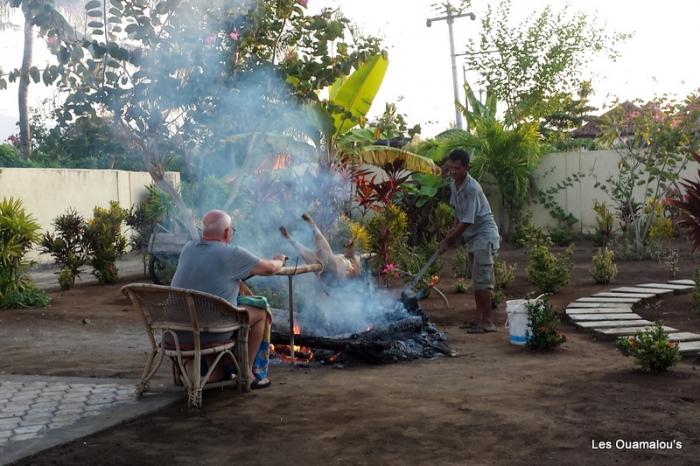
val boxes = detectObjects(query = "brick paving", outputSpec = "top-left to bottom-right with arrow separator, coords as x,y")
0,375 -> 179,465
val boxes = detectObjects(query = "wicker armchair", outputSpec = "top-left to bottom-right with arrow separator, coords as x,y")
121,283 -> 251,408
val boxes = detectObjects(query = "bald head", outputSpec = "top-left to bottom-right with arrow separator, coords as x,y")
201,210 -> 232,241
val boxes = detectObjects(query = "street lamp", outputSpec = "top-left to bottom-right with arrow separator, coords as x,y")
426,5 -> 476,130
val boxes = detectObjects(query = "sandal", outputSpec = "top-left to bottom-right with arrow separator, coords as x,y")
250,378 -> 272,390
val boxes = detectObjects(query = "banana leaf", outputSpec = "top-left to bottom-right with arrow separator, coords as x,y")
354,145 -> 442,175
330,54 -> 389,140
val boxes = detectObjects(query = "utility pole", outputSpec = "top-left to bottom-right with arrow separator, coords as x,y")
426,3 -> 475,130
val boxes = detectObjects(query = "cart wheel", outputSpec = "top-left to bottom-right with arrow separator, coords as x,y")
149,255 -> 172,285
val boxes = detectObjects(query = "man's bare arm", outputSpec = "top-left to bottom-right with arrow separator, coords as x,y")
250,255 -> 286,276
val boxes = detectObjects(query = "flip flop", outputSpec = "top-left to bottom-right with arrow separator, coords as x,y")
250,378 -> 272,390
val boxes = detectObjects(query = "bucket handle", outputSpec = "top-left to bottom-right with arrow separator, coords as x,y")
506,294 -> 548,329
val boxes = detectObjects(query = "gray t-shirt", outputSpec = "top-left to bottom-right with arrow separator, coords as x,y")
171,240 -> 261,303
449,176 -> 500,251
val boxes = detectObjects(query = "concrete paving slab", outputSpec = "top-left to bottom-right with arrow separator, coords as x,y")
635,283 -> 692,294
678,340 -> 700,354
598,326 -> 677,336
566,308 -> 636,315
565,302 -> 633,309
577,319 -> 652,328
668,279 -> 695,286
568,313 -> 642,321
610,286 -> 674,296
593,292 -> 655,299
576,297 -> 641,304
666,332 -> 700,342
0,375 -> 181,466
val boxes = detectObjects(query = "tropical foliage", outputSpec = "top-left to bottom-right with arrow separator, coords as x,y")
666,152 -> 700,251
0,197 -> 48,308
84,202 -> 127,284
40,209 -> 89,290
616,323 -> 681,373
525,298 -> 566,350
597,98 -> 700,258
438,83 -> 540,236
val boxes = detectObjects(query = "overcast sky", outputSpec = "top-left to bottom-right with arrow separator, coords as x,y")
1,0 -> 699,140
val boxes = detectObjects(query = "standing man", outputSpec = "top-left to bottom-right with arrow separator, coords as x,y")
172,209 -> 286,389
439,149 -> 500,333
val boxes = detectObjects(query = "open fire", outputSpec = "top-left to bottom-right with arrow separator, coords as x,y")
270,323 -> 315,364
269,295 -> 454,365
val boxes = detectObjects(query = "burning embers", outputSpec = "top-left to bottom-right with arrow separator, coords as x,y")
270,323 -> 315,365
269,296 -> 454,365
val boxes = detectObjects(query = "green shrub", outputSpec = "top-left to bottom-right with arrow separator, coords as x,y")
525,299 -> 566,350
495,260 -> 516,289
454,278 -> 467,293
491,288 -> 504,309
433,202 -> 454,238
591,247 -> 617,284
592,200 -> 614,247
548,226 -> 575,246
693,268 -> 700,313
526,238 -> 573,294
615,323 -> 681,373
40,209 -> 89,290
0,197 -> 49,308
367,204 -> 408,270
395,241 -> 442,292
646,199 -> 673,241
84,202 -> 128,284
0,144 -> 31,167
665,250 -> 679,279
451,245 -> 469,279
512,212 -> 547,248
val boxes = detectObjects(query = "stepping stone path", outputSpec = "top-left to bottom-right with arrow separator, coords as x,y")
610,286 -> 674,296
567,302 -> 633,309
577,296 -> 642,304
636,283 -> 694,293
565,280 -> 700,357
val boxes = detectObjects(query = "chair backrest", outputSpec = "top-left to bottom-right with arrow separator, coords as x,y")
121,283 -> 248,334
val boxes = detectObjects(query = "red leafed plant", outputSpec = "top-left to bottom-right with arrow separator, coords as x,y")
666,152 -> 700,251
353,159 -> 412,214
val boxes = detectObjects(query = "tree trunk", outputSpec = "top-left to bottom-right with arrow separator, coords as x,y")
18,4 -> 33,159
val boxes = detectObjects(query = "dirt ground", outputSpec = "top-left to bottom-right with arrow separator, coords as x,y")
3,240 -> 700,465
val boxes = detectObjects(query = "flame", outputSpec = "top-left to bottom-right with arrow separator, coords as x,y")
427,275 -> 440,288
271,154 -> 289,170
272,322 -> 313,363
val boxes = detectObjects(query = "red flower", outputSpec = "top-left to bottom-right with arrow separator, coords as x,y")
297,0 -> 308,7
229,30 -> 240,41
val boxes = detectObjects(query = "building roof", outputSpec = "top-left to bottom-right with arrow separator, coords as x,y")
571,101 -> 641,139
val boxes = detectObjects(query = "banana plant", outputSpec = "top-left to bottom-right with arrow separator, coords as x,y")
316,54 -> 440,176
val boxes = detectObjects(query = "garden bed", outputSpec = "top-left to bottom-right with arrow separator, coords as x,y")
3,240 -> 700,464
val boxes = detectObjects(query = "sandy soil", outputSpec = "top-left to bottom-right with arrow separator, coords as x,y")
3,240 -> 700,465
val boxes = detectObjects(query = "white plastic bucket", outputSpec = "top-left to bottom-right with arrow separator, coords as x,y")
506,299 -> 529,345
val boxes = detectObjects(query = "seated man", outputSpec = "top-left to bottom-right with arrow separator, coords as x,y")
171,209 -> 286,389
280,213 -> 361,288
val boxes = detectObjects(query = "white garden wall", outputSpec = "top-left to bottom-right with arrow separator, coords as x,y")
0,168 -> 179,262
484,150 -> 698,234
